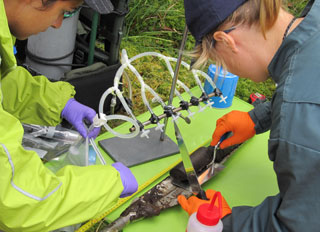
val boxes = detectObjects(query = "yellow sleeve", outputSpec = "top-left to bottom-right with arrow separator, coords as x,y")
1,66 -> 75,126
0,109 -> 124,232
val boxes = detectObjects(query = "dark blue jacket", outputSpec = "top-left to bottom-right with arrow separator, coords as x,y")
223,0 -> 320,231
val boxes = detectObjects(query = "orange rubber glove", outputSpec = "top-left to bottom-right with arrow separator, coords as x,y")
178,189 -> 231,217
210,110 -> 256,149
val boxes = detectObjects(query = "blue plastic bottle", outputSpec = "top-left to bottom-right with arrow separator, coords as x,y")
204,64 -> 239,108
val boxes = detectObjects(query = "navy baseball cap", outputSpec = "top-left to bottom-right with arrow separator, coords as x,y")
85,0 -> 114,14
184,0 -> 248,45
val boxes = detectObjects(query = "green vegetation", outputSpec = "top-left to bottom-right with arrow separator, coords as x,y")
286,0 -> 309,16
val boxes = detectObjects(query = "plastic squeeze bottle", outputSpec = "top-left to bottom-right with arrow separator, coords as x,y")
186,191 -> 223,232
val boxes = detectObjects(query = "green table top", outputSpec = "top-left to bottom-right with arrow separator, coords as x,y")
95,88 -> 279,232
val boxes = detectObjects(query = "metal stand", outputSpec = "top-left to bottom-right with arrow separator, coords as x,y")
160,25 -> 189,141
98,127 -> 179,167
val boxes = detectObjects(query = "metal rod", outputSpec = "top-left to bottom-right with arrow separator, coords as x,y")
160,25 -> 189,141
130,91 -> 219,132
173,120 -> 205,197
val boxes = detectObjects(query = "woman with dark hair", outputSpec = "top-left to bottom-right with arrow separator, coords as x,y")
179,0 -> 320,231
0,0 -> 137,231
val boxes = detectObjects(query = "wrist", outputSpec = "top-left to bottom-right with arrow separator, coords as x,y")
246,111 -> 256,131
61,98 -> 75,118
112,162 -> 138,198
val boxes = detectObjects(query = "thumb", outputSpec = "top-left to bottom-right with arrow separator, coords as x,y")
88,127 -> 101,139
205,189 -> 217,199
177,195 -> 190,212
210,124 -> 228,146
74,122 -> 88,138
84,109 -> 97,124
220,134 -> 243,149
219,137 -> 235,149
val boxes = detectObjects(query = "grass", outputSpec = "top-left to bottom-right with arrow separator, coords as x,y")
286,0 -> 309,16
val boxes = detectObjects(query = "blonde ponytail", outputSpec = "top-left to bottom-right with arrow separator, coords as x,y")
258,0 -> 282,37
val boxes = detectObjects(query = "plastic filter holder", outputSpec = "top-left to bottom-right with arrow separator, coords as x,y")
204,64 -> 238,108
187,191 -> 223,232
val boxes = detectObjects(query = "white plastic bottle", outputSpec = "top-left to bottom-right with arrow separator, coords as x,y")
187,191 -> 224,232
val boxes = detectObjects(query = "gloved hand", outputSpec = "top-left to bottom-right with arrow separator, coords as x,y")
61,98 -> 100,138
178,189 -> 231,217
112,162 -> 138,198
210,110 -> 255,149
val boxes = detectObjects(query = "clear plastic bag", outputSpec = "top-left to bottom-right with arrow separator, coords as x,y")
22,124 -> 81,161
44,127 -> 106,173
65,137 -> 97,166
22,124 -> 81,144
22,123 -> 105,173
44,137 -> 98,173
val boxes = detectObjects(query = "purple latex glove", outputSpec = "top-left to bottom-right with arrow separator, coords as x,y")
112,162 -> 138,198
61,98 -> 100,138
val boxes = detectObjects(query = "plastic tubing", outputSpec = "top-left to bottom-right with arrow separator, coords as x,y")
99,86 -> 135,120
198,70 -> 217,92
85,137 -> 89,166
115,50 -> 218,97
100,114 -> 140,139
124,51 -> 218,101
110,95 -> 117,115
98,87 -> 140,139
126,62 -> 155,113
138,53 -> 186,101
192,70 -> 206,94
99,50 -> 167,122
122,50 -> 166,109
98,49 -> 219,139
122,70 -> 133,99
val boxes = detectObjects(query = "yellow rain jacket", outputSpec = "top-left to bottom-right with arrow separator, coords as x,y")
0,1 -> 123,231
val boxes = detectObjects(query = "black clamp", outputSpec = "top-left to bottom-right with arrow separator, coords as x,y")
164,105 -> 175,118
190,96 -> 200,106
200,93 -> 209,102
130,120 -> 144,132
137,120 -> 144,131
179,100 -> 189,111
149,113 -> 160,124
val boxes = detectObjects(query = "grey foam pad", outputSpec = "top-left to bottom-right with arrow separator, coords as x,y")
98,127 -> 179,167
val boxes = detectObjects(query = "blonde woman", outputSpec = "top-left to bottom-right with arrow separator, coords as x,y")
179,0 -> 319,231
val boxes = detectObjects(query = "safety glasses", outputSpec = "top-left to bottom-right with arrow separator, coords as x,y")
64,6 -> 82,18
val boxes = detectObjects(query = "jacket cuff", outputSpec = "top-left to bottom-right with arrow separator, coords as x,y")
248,101 -> 272,134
